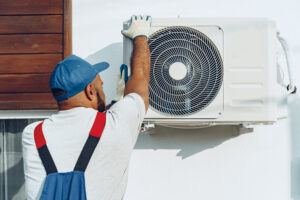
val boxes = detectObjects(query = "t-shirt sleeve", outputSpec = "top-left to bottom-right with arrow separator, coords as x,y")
22,121 -> 46,200
107,93 -> 146,146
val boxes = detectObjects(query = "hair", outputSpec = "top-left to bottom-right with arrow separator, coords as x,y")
51,88 -> 67,97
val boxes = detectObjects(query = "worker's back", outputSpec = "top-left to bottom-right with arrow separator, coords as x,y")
22,93 -> 145,200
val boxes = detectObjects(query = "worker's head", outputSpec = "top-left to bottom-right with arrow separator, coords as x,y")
50,55 -> 109,111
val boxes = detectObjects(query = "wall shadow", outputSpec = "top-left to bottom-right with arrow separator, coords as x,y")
85,42 -> 123,104
84,42 -> 243,159
135,125 -> 241,159
83,42 -> 242,159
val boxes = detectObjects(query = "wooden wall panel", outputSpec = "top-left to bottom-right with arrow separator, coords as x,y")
0,0 -> 71,110
0,54 -> 62,74
0,74 -> 51,93
0,0 -> 63,15
0,15 -> 62,34
0,93 -> 56,109
63,0 -> 72,57
0,34 -> 62,54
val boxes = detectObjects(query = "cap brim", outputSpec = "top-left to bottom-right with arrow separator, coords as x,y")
93,62 -> 109,73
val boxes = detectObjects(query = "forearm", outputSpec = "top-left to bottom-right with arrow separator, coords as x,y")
124,36 -> 150,109
130,36 -> 150,80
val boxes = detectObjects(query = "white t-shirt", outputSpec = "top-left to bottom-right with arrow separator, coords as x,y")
22,93 -> 145,200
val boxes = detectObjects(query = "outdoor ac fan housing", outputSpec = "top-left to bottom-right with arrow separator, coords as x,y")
123,18 -> 286,127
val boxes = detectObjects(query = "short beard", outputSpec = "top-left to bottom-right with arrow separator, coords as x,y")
96,91 -> 106,112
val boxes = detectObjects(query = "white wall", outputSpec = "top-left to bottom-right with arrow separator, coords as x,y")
73,0 -> 300,199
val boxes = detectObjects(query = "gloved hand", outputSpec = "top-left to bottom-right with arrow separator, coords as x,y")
122,15 -> 152,39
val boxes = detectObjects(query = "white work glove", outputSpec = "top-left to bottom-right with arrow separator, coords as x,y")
122,15 -> 152,39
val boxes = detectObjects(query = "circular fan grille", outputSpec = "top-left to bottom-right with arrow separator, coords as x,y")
148,26 -> 223,116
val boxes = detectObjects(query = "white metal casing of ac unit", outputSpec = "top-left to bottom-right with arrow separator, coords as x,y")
123,18 -> 282,126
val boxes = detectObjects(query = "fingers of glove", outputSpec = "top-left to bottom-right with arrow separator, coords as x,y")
142,15 -> 148,21
146,15 -> 152,22
120,70 -> 125,80
131,15 -> 137,22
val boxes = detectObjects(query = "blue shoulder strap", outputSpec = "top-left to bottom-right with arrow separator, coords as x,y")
34,122 -> 57,175
74,112 -> 106,171
34,112 -> 106,174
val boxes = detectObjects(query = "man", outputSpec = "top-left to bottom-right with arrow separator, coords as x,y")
22,15 -> 151,200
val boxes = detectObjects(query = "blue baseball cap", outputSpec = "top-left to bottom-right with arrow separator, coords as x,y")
50,54 -> 109,102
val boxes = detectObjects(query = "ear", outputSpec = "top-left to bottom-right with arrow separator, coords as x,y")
84,83 -> 96,101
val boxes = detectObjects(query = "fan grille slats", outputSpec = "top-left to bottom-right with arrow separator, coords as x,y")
149,26 -> 223,116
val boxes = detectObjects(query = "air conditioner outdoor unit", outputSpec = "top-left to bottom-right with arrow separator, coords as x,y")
123,18 -> 293,128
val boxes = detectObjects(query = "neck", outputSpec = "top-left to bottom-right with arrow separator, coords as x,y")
58,101 -> 94,111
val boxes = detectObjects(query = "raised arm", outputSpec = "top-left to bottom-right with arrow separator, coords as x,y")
122,15 -> 151,111
124,36 -> 150,110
